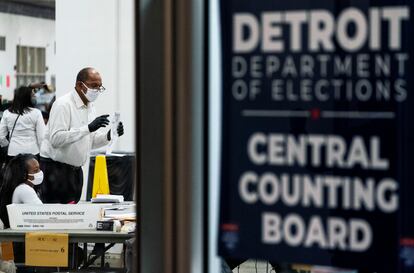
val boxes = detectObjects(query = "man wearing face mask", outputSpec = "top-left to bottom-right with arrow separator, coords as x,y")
39,67 -> 124,204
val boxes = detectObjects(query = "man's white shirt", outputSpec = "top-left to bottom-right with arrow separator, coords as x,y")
40,90 -> 110,167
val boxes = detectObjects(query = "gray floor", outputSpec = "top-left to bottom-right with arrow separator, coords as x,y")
226,261 -> 358,273
231,260 -> 275,273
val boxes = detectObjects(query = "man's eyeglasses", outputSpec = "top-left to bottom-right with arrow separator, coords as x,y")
93,86 -> 106,93
82,82 -> 106,93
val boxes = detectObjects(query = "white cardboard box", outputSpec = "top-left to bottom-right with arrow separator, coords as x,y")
7,203 -> 109,230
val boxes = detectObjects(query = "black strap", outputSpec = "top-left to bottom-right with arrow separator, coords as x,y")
9,114 -> 21,141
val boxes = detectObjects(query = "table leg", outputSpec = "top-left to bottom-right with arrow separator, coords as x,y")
101,244 -> 105,268
81,243 -> 115,269
70,243 -> 76,269
83,243 -> 88,268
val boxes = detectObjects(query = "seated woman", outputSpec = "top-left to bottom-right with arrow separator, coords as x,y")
0,154 -> 43,228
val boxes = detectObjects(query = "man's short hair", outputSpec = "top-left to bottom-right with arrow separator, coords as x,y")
76,67 -> 94,83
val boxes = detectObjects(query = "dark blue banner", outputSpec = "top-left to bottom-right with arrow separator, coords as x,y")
218,1 -> 414,272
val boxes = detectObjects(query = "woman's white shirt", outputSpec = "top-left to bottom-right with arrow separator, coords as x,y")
0,108 -> 46,156
12,183 -> 42,204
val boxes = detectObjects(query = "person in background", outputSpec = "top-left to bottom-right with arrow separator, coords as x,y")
28,82 -> 48,91
40,67 -> 124,204
0,154 -> 42,229
0,87 -> 46,163
28,82 -> 55,124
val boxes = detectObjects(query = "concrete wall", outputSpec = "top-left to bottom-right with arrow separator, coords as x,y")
56,0 -> 135,153
0,12 -> 55,100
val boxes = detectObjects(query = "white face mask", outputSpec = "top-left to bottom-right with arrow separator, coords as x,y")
28,170 -> 44,185
82,82 -> 100,102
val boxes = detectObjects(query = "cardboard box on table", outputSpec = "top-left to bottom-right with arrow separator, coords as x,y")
6,203 -> 109,230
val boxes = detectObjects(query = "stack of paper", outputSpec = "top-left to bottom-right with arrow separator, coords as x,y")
91,194 -> 124,203
102,203 -> 136,220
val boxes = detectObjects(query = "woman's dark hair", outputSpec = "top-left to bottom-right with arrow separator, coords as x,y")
9,86 -> 34,115
0,154 -> 37,228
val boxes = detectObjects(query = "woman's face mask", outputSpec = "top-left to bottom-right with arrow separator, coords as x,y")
28,170 -> 44,185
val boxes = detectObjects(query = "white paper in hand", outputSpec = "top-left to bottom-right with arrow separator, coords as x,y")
106,111 -> 121,155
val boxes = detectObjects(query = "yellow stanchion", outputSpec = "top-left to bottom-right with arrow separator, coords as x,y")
92,155 -> 110,198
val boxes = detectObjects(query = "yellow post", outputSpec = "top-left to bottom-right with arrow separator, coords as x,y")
92,155 -> 110,198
